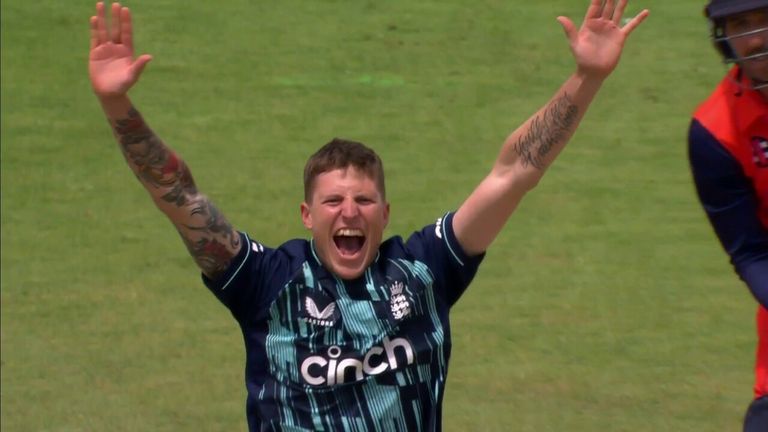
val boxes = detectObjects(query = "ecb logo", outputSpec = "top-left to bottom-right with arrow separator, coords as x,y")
389,281 -> 411,321
751,136 -> 768,168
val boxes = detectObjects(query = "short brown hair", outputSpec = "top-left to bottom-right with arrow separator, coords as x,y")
303,138 -> 386,202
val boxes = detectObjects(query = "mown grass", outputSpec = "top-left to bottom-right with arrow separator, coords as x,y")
1,0 -> 753,430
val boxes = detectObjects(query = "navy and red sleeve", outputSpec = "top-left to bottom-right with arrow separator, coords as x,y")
688,119 -> 768,307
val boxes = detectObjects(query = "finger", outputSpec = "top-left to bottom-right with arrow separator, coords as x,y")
613,0 -> 628,24
556,16 -> 577,44
110,2 -> 122,44
621,9 -> 649,36
121,7 -> 133,51
129,54 -> 153,80
95,2 -> 108,45
90,16 -> 99,49
602,0 -> 615,20
583,0 -> 603,22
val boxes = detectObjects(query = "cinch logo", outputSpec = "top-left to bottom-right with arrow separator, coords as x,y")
300,337 -> 415,386
303,297 -> 336,327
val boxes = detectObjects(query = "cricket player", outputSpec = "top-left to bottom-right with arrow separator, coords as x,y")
688,0 -> 768,430
89,1 -> 648,430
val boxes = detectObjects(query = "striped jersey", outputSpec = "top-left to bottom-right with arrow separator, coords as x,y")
203,212 -> 484,431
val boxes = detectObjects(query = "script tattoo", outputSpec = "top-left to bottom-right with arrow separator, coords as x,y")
112,107 -> 240,278
513,93 -> 578,170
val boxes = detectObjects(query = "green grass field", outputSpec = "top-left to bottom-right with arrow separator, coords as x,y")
1,0 -> 757,430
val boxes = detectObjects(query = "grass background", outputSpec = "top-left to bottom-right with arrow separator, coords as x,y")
1,0 -> 755,430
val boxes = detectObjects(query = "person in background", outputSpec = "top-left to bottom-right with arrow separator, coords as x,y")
688,0 -> 768,430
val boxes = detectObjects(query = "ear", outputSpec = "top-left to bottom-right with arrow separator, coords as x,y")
300,202 -> 312,230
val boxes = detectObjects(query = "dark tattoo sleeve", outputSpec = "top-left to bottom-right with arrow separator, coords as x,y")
113,107 -> 198,204
513,93 -> 579,170
178,199 -> 242,277
111,107 -> 240,278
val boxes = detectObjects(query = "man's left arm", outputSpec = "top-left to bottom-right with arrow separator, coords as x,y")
453,0 -> 648,255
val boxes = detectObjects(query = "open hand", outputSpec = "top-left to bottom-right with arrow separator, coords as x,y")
89,2 -> 152,98
557,0 -> 649,79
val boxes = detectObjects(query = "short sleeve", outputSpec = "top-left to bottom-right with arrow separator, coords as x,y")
202,232 -> 289,322
405,212 -> 485,306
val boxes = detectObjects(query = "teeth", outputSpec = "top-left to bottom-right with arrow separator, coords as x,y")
336,228 -> 363,237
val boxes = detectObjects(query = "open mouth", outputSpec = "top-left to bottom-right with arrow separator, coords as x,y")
333,228 -> 365,257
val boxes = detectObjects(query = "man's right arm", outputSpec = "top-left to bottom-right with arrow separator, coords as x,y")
688,119 -> 768,306
90,2 -> 241,279
101,96 -> 241,279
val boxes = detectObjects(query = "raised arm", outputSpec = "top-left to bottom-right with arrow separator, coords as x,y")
453,0 -> 649,256
89,2 -> 241,279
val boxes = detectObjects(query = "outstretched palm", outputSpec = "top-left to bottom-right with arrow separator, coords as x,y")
558,0 -> 649,78
89,2 -> 151,97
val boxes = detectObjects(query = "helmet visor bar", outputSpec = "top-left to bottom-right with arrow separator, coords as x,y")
713,25 -> 768,44
721,50 -> 768,63
713,25 -> 768,63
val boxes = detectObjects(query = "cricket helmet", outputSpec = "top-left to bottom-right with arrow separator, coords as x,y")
706,0 -> 768,19
704,0 -> 768,62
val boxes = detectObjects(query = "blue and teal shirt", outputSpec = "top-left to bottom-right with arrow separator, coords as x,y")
203,212 -> 484,431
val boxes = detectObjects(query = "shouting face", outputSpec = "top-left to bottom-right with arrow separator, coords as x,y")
301,167 -> 390,280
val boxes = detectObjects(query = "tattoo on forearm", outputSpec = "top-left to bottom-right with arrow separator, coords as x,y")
112,107 -> 198,205
513,93 -> 578,170
179,198 -> 241,277
112,107 -> 240,278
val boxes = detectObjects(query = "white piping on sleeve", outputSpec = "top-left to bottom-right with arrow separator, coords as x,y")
441,213 -> 464,267
220,233 -> 253,291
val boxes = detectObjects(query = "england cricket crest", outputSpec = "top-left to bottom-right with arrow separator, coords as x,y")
389,281 -> 411,321
751,136 -> 768,168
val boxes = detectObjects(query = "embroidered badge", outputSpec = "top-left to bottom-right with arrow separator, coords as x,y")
389,281 -> 411,321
